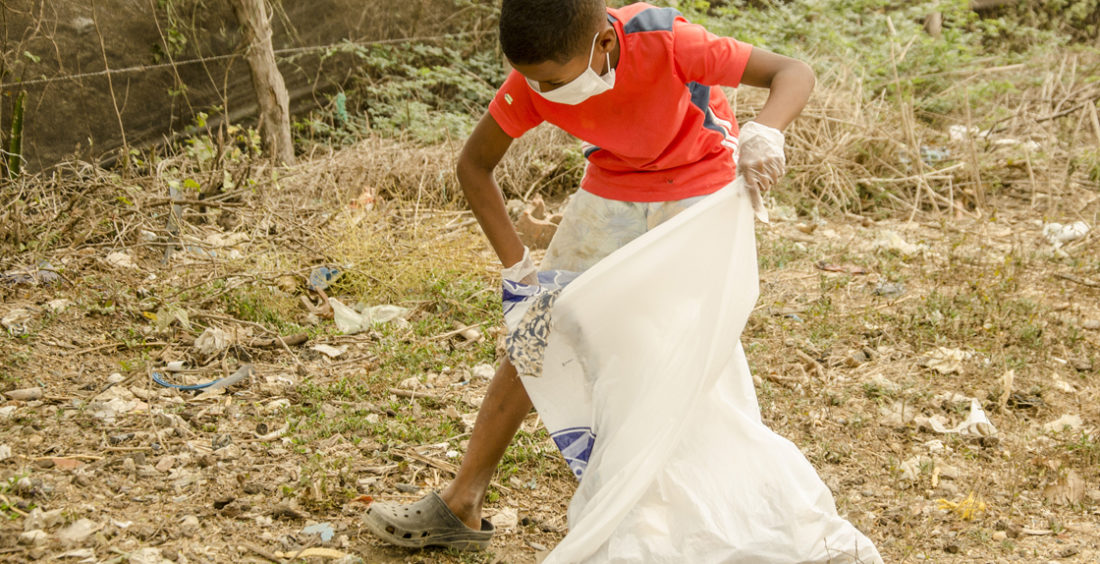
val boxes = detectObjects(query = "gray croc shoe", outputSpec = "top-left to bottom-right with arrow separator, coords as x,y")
363,491 -> 494,551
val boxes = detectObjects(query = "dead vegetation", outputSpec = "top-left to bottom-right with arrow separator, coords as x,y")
1,9 -> 1099,564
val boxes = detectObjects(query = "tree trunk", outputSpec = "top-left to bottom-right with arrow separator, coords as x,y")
230,0 -> 295,165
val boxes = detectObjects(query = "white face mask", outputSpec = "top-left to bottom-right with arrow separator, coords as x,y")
527,32 -> 616,105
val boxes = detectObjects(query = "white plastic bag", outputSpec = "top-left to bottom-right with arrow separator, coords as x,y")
509,181 -> 882,563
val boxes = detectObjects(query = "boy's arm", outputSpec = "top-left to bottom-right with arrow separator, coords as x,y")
738,49 -> 815,131
457,111 -> 526,269
734,49 -> 815,210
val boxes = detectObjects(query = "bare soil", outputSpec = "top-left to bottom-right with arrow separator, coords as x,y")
0,136 -> 1099,563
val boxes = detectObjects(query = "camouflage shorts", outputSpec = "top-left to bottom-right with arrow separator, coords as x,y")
540,189 -> 709,272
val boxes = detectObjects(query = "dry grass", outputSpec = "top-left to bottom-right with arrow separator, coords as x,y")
1,30 -> 1099,564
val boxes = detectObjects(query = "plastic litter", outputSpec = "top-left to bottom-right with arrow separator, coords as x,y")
1,308 -> 35,335
152,364 -> 253,391
1042,221 -> 1089,248
45,299 -> 72,313
1,261 -> 61,286
56,518 -> 101,545
312,344 -> 348,358
507,181 -> 881,563
330,298 -> 409,334
920,347 -> 974,374
872,230 -> 927,257
194,327 -> 230,358
915,398 -> 997,438
309,266 -> 342,291
1042,413 -> 1083,433
106,251 -> 138,269
302,522 -> 336,542
874,281 -> 906,297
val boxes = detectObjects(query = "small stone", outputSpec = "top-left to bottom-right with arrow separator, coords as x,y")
179,515 -> 200,538
107,373 -> 125,384
243,482 -> 262,495
18,529 -> 48,545
943,543 -> 959,554
1082,319 -> 1100,330
23,508 -> 64,531
992,531 -> 1006,541
155,456 -> 175,473
516,210 -> 558,250
212,434 -> 232,451
1059,546 -> 1080,558
14,477 -> 36,495
0,444 -> 10,461
213,497 -> 235,510
471,363 -> 495,380
873,282 -> 906,298
220,502 -> 243,518
215,443 -> 242,460
108,432 -> 134,445
489,507 -> 518,530
528,540 -> 548,551
4,387 -> 43,401
128,547 -> 166,564
394,483 -> 419,494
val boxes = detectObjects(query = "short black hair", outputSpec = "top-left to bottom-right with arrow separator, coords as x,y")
499,0 -> 606,65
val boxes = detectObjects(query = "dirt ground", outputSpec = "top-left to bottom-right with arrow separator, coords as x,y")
1,133 -> 1099,563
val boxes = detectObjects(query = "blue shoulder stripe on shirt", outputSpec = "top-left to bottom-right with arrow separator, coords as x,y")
622,7 -> 682,34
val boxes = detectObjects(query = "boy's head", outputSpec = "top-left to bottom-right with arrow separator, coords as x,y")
499,0 -> 608,66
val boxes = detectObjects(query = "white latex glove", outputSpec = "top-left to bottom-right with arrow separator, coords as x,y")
738,121 -> 786,223
501,246 -> 538,285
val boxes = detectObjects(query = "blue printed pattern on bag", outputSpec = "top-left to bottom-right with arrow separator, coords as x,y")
551,427 -> 596,479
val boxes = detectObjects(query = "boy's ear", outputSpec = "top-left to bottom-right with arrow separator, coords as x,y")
595,25 -> 616,55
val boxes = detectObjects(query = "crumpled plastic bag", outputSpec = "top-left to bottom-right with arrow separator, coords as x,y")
330,298 -> 409,334
916,398 -> 997,438
506,180 -> 882,563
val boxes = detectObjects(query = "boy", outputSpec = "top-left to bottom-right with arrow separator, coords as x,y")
364,0 -> 814,551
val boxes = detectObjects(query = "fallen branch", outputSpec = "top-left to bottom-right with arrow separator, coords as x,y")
394,448 -> 513,495
1056,273 -> 1100,288
67,341 -> 169,356
246,333 -> 309,348
387,387 -> 442,401
146,198 -> 247,208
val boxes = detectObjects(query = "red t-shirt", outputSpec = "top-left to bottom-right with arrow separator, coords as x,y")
488,3 -> 752,202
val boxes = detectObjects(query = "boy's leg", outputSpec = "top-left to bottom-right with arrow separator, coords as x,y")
364,189 -> 692,547
439,190 -> 646,528
440,357 -> 530,530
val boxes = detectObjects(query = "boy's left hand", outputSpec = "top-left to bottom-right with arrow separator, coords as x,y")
738,121 -> 786,222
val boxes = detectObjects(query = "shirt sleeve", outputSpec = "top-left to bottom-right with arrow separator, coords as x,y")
671,20 -> 753,88
487,70 -> 545,139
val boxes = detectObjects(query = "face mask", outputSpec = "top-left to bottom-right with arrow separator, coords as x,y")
527,32 -> 615,105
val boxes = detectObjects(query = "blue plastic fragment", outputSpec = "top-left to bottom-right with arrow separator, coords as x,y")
302,522 -> 335,542
309,266 -> 341,291
152,365 -> 253,391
